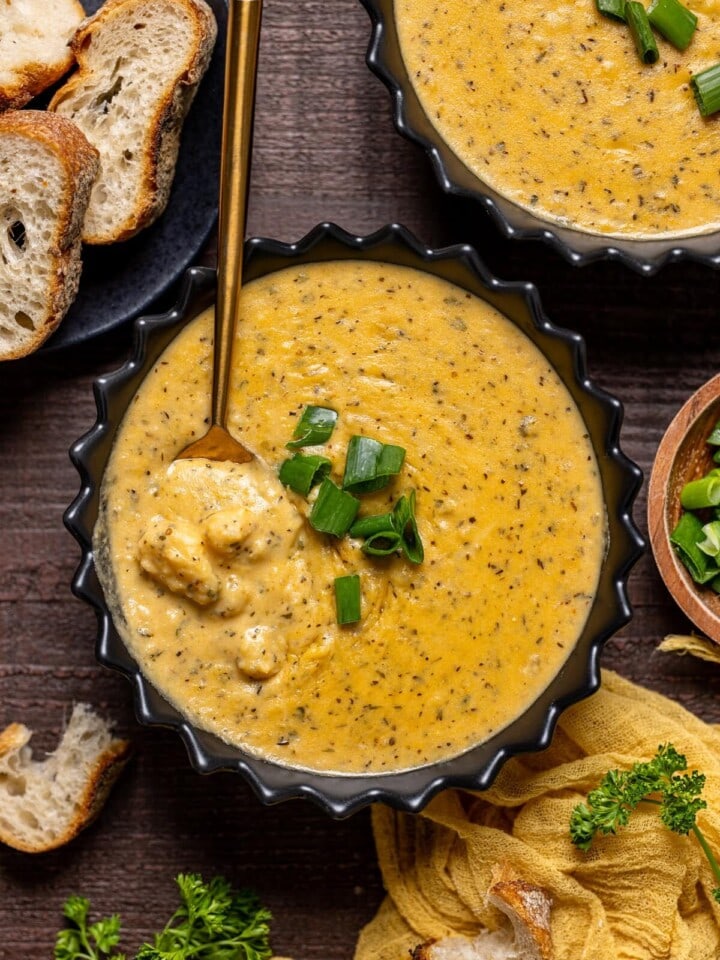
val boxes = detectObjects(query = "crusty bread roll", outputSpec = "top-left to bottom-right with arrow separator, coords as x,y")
0,703 -> 131,853
0,109 -> 99,360
0,0 -> 85,111
49,0 -> 217,244
412,864 -> 553,960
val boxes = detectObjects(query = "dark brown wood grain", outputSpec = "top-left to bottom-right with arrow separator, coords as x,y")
3,0 -> 720,957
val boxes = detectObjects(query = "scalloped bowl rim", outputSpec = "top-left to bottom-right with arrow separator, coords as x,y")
64,222 -> 645,817
359,0 -> 720,276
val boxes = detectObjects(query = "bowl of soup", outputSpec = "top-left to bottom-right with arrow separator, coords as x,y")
65,223 -> 644,815
361,0 -> 720,272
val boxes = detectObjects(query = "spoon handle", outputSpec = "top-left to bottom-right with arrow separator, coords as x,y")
213,0 -> 263,429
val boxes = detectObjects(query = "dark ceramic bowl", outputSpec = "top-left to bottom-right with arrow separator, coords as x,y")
65,223 -> 644,817
360,0 -> 720,275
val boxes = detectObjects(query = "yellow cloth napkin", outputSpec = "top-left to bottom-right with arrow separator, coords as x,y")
355,670 -> 720,960
659,634 -> 720,665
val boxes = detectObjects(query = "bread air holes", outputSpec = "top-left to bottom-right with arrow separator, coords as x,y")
94,73 -> 124,113
14,312 -> 35,332
0,207 -> 27,265
0,774 -> 26,797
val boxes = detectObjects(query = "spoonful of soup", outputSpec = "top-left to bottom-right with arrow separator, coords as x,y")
177,0 -> 262,464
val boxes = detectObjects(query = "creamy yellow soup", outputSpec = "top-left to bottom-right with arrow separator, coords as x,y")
396,0 -> 720,237
95,261 -> 606,774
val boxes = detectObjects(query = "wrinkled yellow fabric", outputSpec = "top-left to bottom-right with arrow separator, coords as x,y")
659,634 -> 720,666
355,671 -> 720,960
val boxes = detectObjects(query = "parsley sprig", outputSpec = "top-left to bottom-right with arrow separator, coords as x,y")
570,743 -> 720,902
54,874 -> 272,960
55,896 -> 124,960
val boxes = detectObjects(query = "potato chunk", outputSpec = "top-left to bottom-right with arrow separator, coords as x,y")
236,625 -> 287,680
204,508 -> 258,557
137,514 -> 220,606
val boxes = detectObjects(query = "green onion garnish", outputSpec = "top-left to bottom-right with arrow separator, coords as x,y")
707,420 -> 720,446
362,530 -> 403,556
342,436 -> 406,494
698,520 -> 720,558
691,63 -> 720,117
670,512 -> 720,583
626,1 -> 660,63
286,405 -> 338,449
309,478 -> 359,537
334,574 -> 361,624
349,512 -> 394,539
278,453 -> 331,496
713,450 -> 720,464
596,0 -> 627,21
680,474 -> 720,509
350,492 -> 425,562
393,490 -> 424,563
648,0 -> 697,49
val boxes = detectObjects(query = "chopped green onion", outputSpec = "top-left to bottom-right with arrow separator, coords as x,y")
342,436 -> 406,493
350,512 -> 394,538
713,449 -> 720,464
362,530 -> 403,556
708,420 -> 720,446
278,453 -> 331,495
596,0 -> 627,21
691,63 -> 720,117
309,478 -> 359,537
680,475 -> 720,509
626,1 -> 660,63
710,574 -> 720,594
393,491 -> 424,564
286,405 -> 338,449
334,574 -> 361,624
670,512 -> 720,583
698,520 -> 720,557
648,0 -> 697,49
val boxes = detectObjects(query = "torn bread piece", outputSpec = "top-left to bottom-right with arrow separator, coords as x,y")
0,703 -> 131,853
412,864 -> 553,960
0,0 -> 85,111
0,109 -> 99,360
49,0 -> 217,244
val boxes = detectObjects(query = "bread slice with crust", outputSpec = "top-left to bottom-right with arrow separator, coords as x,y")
0,703 -> 131,854
0,0 -> 85,111
412,864 -> 554,960
0,110 -> 99,360
49,0 -> 217,244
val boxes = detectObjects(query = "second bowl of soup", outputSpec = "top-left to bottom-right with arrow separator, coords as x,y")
362,0 -> 720,271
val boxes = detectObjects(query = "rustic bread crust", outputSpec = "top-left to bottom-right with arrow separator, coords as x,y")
487,864 -> 553,960
0,706 -> 131,854
0,110 -> 99,360
0,0 -> 85,111
411,864 -> 554,960
49,0 -> 217,244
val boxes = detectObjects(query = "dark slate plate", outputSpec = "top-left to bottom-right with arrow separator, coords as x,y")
42,0 -> 226,352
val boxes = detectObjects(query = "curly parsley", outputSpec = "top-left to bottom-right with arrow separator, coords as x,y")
54,874 -> 272,960
570,743 -> 720,902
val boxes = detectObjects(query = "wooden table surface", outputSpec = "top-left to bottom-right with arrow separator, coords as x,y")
3,1 -> 720,956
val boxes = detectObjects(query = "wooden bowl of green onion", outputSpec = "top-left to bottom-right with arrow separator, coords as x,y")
648,373 -> 720,641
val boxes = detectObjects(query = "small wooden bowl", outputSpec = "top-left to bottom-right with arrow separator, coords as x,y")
648,372 -> 720,641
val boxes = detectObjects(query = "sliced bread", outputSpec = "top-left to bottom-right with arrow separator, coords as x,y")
0,109 -> 99,360
412,864 -> 554,960
0,703 -> 131,854
49,0 -> 217,244
0,0 -> 85,111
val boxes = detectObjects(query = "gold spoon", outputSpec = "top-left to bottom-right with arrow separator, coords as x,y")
177,0 -> 263,463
